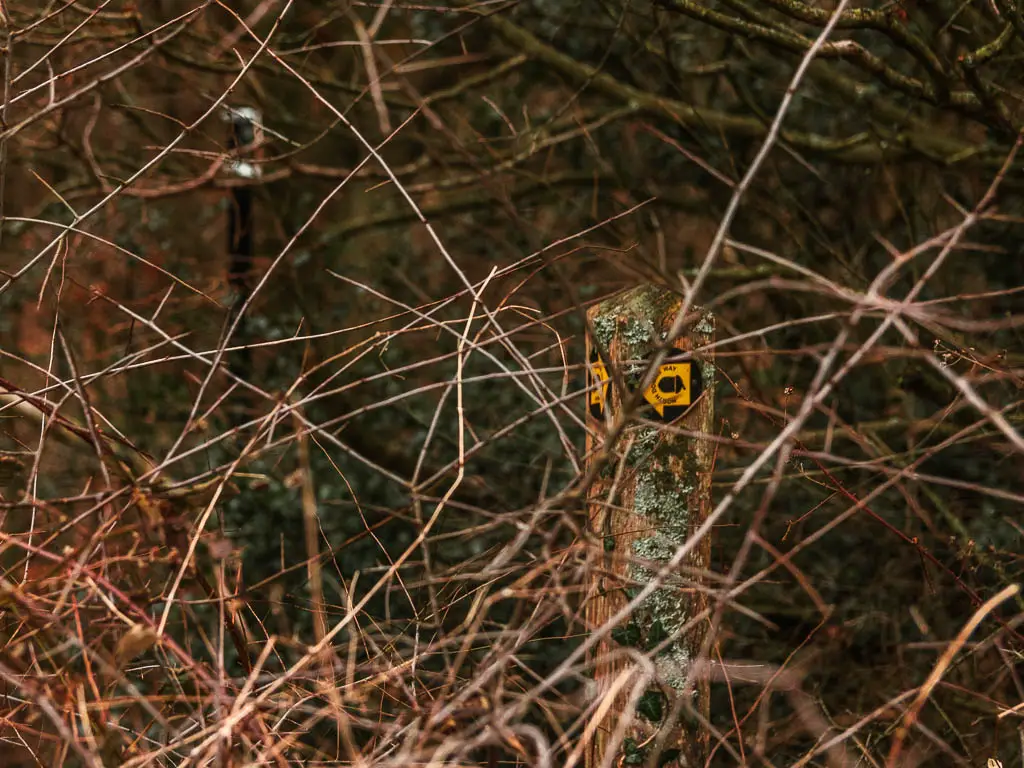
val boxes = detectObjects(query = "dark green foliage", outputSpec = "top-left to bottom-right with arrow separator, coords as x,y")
612,620 -> 644,649
636,688 -> 666,723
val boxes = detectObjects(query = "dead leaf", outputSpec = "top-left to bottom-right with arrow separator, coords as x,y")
114,624 -> 158,666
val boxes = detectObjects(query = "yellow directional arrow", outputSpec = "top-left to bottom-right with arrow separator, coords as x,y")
643,362 -> 692,417
588,356 -> 610,419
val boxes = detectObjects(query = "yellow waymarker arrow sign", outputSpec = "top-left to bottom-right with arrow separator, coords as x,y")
643,362 -> 693,418
587,354 -> 701,422
588,355 -> 610,419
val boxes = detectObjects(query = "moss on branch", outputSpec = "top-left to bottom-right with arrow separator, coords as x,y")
463,2 -> 1010,166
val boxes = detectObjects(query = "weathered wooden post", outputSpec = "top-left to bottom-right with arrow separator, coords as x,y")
584,285 -> 714,768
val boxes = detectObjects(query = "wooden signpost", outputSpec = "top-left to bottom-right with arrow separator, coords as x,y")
584,285 -> 715,768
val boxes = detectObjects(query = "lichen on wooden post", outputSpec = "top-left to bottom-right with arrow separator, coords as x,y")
584,285 -> 714,768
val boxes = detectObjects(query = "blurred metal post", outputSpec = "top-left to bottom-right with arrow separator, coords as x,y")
584,285 -> 715,768
224,106 -> 262,395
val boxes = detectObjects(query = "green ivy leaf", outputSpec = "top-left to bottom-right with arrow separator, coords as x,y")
637,689 -> 665,722
621,737 -> 645,765
647,619 -> 669,648
611,621 -> 642,647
